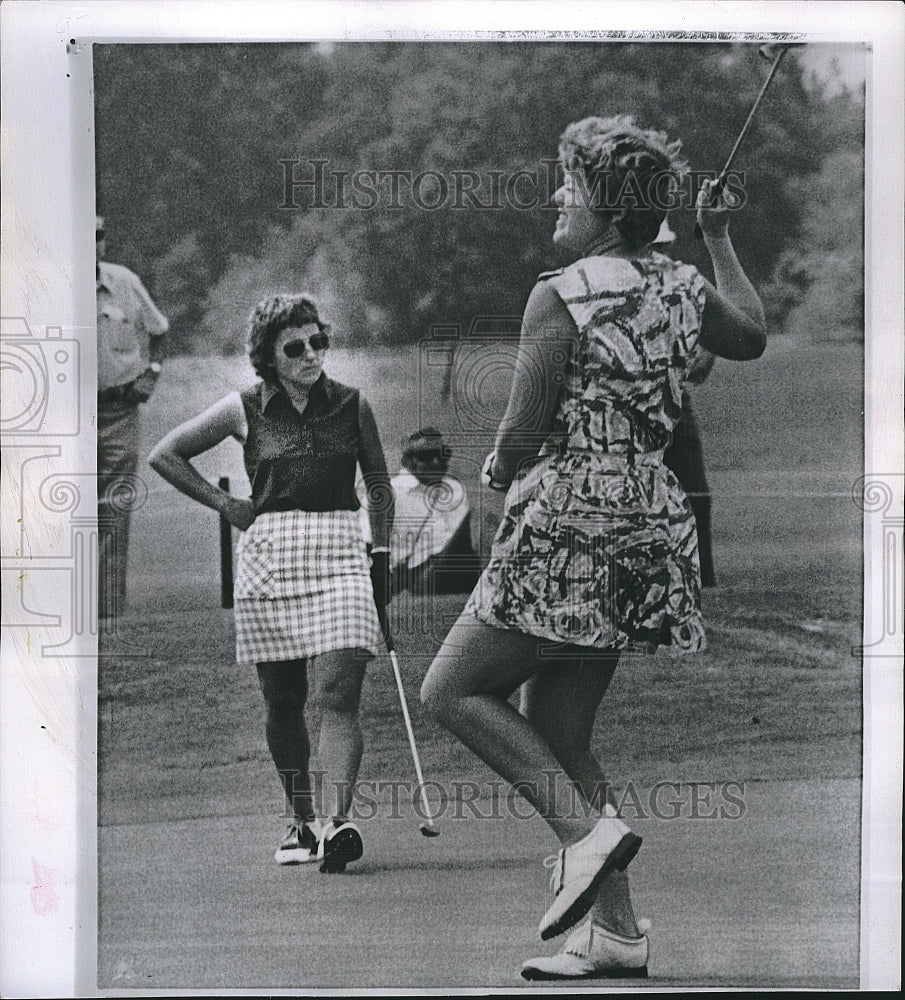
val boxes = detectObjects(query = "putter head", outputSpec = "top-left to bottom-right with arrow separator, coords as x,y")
420,824 -> 440,838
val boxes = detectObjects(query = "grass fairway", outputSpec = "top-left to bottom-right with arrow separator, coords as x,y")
98,338 -> 863,988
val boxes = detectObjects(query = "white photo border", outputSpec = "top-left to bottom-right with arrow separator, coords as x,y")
1,1 -> 901,994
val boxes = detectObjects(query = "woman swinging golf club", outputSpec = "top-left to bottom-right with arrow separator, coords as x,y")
150,293 -> 393,873
421,115 -> 766,978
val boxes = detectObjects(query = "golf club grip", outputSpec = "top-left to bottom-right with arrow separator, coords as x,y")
693,176 -> 725,240
380,616 -> 394,653
389,650 -> 434,824
694,47 -> 788,241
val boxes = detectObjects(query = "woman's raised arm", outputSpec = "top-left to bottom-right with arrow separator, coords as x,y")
697,178 -> 767,361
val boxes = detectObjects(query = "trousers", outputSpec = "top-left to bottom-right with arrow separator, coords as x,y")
97,400 -> 141,618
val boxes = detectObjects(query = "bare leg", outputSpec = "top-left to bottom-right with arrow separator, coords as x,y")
520,655 -> 640,938
421,614 -> 614,845
311,648 -> 370,820
256,659 -> 315,822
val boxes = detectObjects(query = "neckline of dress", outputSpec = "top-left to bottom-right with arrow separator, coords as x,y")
586,230 -> 632,259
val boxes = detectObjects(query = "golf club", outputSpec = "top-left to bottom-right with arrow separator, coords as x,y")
693,43 -> 792,239
380,615 -> 440,837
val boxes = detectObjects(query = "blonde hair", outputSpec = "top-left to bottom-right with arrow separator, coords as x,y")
558,115 -> 688,249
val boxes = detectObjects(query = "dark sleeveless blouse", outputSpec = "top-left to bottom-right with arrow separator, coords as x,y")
240,375 -> 361,514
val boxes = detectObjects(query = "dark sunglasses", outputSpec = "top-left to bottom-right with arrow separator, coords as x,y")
407,447 -> 449,464
282,332 -> 329,357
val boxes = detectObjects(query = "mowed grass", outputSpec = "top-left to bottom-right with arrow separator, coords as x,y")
99,338 -> 863,826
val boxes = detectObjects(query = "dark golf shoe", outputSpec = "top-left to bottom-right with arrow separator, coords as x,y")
318,820 -> 364,873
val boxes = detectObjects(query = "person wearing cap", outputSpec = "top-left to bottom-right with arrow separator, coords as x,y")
95,215 -> 169,621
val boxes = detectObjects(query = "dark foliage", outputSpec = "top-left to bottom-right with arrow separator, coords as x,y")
94,42 -> 864,352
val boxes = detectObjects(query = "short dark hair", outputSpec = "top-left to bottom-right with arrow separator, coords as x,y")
401,427 -> 452,469
558,115 -> 687,251
246,293 -> 330,383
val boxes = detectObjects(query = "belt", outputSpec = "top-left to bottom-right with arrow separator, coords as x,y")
543,449 -> 666,470
97,381 -> 135,404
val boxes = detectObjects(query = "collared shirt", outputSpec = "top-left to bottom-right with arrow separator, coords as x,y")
390,471 -> 471,570
96,261 -> 169,390
360,470 -> 470,570
240,375 -> 362,514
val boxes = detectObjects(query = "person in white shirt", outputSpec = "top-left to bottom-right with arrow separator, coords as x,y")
387,428 -> 481,597
96,214 -> 169,621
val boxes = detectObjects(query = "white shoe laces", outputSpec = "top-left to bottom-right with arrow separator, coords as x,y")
279,823 -> 301,847
543,851 -> 565,894
562,920 -> 593,956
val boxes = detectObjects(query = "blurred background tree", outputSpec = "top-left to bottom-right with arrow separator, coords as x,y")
94,41 -> 865,353
759,87 -> 864,341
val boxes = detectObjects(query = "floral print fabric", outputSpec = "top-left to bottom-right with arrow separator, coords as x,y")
466,251 -> 708,652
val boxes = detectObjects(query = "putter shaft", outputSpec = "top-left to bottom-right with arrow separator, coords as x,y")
388,648 -> 437,831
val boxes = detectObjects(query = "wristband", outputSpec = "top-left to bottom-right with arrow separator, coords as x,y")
370,546 -> 390,554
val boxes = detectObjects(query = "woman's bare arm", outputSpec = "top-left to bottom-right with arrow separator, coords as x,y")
697,179 -> 767,361
490,280 -> 578,487
357,396 -> 393,549
148,392 -> 254,529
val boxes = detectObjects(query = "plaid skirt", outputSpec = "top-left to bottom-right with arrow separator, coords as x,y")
233,509 -> 382,664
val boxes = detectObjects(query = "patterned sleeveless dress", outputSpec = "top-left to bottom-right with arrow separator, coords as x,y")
465,250 -> 708,653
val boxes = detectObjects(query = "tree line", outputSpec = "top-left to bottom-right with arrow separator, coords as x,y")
94,41 -> 864,353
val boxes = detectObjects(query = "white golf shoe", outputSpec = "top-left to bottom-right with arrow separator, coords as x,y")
273,820 -> 321,865
521,918 -> 650,980
538,817 -> 642,940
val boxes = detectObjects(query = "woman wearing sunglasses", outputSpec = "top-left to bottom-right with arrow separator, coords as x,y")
150,293 -> 392,873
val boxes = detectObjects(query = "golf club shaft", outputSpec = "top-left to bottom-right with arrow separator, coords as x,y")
389,648 -> 436,829
694,46 -> 788,239
719,47 -> 788,179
